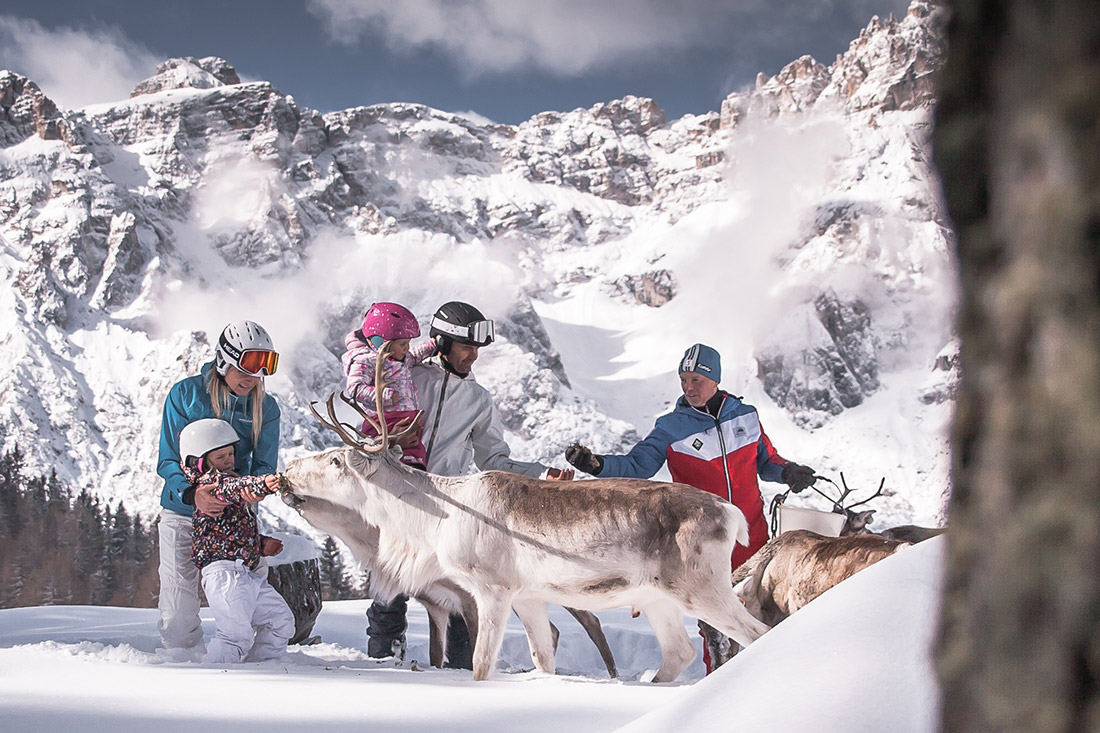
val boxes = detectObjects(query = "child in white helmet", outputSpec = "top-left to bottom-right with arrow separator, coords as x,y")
342,301 -> 436,468
179,417 -> 294,664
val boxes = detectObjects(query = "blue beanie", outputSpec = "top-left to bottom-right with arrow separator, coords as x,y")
679,343 -> 721,382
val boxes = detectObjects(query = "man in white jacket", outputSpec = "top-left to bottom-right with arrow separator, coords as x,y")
365,301 -> 572,666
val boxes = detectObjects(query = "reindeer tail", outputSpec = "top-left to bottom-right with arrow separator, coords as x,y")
723,503 -> 751,547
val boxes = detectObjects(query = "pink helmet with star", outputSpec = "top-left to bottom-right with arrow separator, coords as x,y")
360,302 -> 420,341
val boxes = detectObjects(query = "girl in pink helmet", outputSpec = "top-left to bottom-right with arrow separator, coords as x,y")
342,302 -> 435,467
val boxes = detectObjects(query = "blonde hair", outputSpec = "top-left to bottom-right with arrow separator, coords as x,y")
205,369 -> 265,447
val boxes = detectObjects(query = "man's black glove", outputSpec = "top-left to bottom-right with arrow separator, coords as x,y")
565,442 -> 604,476
781,463 -> 816,493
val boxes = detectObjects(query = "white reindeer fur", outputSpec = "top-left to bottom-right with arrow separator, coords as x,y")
284,446 -> 770,682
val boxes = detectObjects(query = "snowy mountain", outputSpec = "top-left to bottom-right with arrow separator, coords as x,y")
0,0 -> 954,541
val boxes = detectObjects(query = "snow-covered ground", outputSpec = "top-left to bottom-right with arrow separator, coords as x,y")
0,537 -> 944,733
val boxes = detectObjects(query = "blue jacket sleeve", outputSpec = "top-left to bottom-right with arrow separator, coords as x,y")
157,381 -> 199,513
598,421 -> 673,480
755,422 -> 787,484
247,394 -> 281,476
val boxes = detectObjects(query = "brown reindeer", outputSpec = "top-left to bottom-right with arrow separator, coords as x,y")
283,342 -> 617,676
288,488 -> 617,676
733,530 -> 910,627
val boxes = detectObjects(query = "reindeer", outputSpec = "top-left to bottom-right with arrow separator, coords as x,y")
696,477 -> 926,669
285,488 -> 617,676
732,530 -> 910,627
283,344 -> 616,676
771,473 -> 946,540
281,345 -> 769,682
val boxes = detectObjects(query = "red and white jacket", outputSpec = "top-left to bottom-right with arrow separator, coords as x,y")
598,391 -> 789,567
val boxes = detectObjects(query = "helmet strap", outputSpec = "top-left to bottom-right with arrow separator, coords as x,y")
440,350 -> 470,378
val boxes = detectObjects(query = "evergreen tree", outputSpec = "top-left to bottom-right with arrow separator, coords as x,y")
2,560 -> 24,606
319,536 -> 352,600
0,446 -> 25,536
131,514 -> 148,565
0,447 -> 173,609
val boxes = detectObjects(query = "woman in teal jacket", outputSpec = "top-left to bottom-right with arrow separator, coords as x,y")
155,320 -> 281,649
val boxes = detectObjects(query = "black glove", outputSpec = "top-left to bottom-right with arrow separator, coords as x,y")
565,442 -> 604,476
781,463 -> 816,493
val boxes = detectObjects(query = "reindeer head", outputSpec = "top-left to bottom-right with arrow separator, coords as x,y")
281,351 -> 422,515
281,444 -> 379,513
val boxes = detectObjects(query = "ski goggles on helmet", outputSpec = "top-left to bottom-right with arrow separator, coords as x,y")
237,349 -> 279,376
430,316 -> 495,346
218,332 -> 280,376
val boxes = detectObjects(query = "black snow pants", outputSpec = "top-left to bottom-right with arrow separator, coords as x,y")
366,594 -> 409,658
366,595 -> 473,669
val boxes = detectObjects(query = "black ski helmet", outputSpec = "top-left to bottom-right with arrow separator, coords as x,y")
429,301 -> 495,354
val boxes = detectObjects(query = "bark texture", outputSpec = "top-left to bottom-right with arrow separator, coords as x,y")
267,558 -> 323,645
934,1 -> 1100,730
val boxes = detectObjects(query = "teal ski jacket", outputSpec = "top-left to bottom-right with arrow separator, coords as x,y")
157,361 -> 280,516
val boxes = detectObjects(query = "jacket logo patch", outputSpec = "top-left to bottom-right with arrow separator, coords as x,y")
735,427 -> 746,437
692,438 -> 704,451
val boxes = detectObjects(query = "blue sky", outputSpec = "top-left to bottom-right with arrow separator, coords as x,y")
0,0 -> 911,124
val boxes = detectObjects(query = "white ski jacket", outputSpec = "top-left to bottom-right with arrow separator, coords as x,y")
411,357 -> 548,478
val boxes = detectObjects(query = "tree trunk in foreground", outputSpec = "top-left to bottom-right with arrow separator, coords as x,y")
934,1 -> 1100,730
268,557 -> 323,645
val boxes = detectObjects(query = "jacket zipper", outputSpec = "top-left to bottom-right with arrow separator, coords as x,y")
423,369 -> 450,467
695,396 -> 733,503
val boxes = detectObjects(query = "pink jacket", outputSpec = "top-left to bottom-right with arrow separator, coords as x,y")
342,331 -> 436,417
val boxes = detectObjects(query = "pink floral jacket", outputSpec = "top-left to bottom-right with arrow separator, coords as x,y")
342,331 -> 436,417
183,465 -> 277,570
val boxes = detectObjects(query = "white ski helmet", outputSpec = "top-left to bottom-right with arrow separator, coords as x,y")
214,320 -> 278,377
179,418 -> 239,467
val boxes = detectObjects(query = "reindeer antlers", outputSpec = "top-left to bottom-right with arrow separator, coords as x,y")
841,475 -> 886,511
309,340 -> 423,454
806,472 -> 887,513
308,393 -> 384,452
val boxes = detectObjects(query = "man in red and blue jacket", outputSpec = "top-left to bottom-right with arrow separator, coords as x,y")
565,343 -> 816,671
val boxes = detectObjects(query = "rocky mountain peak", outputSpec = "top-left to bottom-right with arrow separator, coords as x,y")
720,0 -> 946,128
588,95 -> 667,134
130,56 -> 242,98
0,71 -> 62,145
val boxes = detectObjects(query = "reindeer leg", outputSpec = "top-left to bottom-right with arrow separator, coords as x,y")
511,599 -> 556,675
639,599 -> 697,683
687,564 -> 771,649
456,588 -> 480,652
564,607 -> 617,678
420,599 -> 450,668
471,590 -> 515,681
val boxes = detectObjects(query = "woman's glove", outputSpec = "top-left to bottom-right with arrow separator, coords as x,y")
781,463 -> 817,493
565,442 -> 604,476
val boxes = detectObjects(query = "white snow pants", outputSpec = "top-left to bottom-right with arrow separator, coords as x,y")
201,559 -> 295,664
157,509 -> 203,649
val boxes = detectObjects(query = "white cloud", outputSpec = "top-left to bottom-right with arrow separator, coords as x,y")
306,0 -> 911,77
308,0 -> 704,76
0,15 -> 161,109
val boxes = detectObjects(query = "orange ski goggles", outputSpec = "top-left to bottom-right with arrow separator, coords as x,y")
237,349 -> 280,376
